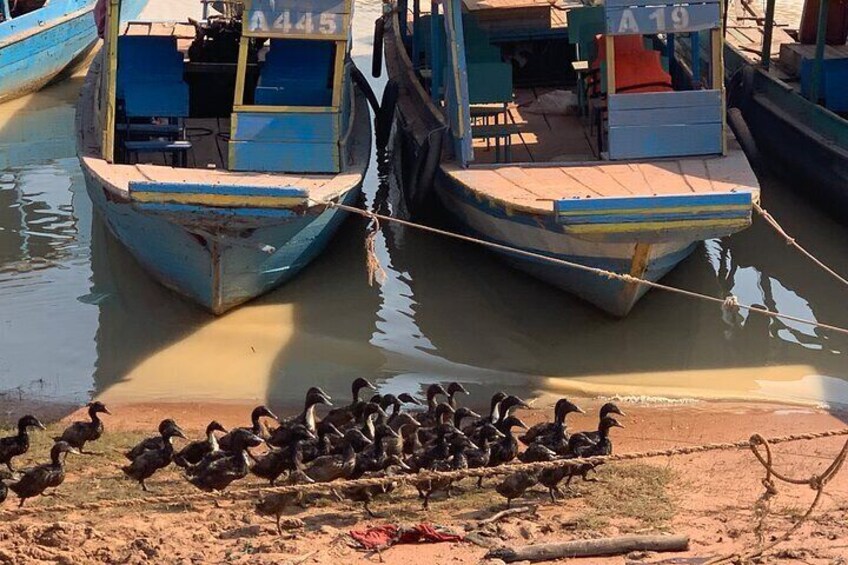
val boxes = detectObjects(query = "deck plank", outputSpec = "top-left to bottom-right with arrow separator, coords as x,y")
560,166 -> 622,197
519,167 -> 595,199
601,163 -> 653,195
704,153 -> 759,193
679,159 -> 715,193
635,162 -> 692,194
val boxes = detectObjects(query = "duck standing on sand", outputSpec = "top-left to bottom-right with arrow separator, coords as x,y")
186,429 -> 264,491
496,470 -> 539,508
122,425 -> 187,491
0,415 -> 46,471
6,441 -> 78,506
252,424 -> 315,486
579,403 -> 626,444
219,405 -> 278,451
54,401 -> 110,453
566,415 -> 625,483
124,419 -> 183,460
173,421 -> 228,468
255,471 -> 315,534
341,455 -> 410,517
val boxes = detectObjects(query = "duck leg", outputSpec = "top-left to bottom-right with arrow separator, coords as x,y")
5,462 -> 14,473
275,514 -> 283,536
363,500 -> 377,518
140,480 -> 148,492
548,487 -> 558,503
476,476 -> 483,489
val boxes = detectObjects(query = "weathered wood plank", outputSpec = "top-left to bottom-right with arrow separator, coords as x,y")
636,161 -> 692,194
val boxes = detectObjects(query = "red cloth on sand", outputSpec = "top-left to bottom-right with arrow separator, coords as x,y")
350,524 -> 463,550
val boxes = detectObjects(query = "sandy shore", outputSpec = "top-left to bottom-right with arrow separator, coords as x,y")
0,397 -> 846,564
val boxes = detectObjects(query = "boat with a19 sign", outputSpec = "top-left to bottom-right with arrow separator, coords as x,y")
76,0 -> 372,314
381,0 -> 760,316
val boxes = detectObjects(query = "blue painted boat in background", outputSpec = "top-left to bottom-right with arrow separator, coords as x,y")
383,0 -> 760,316
76,0 -> 372,314
0,0 -> 97,103
0,0 -> 147,104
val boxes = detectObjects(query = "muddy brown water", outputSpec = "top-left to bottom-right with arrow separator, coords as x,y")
1,0 -> 847,415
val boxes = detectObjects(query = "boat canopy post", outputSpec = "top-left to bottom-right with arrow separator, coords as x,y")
441,0 -> 472,165
760,0 -> 777,69
101,0 -> 122,163
810,0 -> 830,102
1,0 -> 10,21
412,0 -> 420,65
430,0 -> 442,99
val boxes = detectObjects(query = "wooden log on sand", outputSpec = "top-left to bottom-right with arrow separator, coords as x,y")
486,534 -> 690,563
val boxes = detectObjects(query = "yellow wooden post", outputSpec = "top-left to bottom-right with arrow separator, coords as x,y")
606,35 -> 616,94
102,0 -> 121,162
232,37 -> 249,107
712,24 -> 725,154
330,40 -> 346,107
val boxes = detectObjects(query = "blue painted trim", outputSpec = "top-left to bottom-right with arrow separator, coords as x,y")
128,181 -> 309,198
553,191 -> 752,212
691,31 -> 701,88
130,203 -> 302,218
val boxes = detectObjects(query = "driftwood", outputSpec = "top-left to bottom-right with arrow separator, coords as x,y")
477,505 -> 534,526
486,534 -> 690,563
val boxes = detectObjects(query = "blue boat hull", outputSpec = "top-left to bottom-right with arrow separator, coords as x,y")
433,169 -> 698,316
0,0 -> 147,103
83,169 -> 362,313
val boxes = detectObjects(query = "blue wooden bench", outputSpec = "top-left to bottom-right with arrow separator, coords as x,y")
124,140 -> 193,168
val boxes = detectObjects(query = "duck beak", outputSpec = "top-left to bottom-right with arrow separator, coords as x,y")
466,410 -> 481,419
398,459 -> 411,471
386,427 -> 400,438
571,404 -> 586,415
102,407 -> 112,416
35,420 -> 47,431
614,421 -> 625,429
615,408 -> 626,417
364,380 -> 376,390
68,447 -> 81,455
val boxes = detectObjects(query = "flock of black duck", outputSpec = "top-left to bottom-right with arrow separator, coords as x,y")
0,402 -> 111,506
0,382 -> 626,518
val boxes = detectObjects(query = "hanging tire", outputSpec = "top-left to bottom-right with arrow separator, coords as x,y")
351,65 -> 380,115
372,18 -> 384,79
375,79 -> 399,149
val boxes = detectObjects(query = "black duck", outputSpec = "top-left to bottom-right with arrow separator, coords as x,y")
579,403 -> 626,444
255,471 -> 315,534
519,398 -> 584,446
124,419 -> 184,461
219,405 -> 278,451
462,391 -> 506,437
421,434 -> 473,510
267,389 -> 332,447
7,441 -> 77,507
465,423 -> 505,469
54,401 -> 110,453
305,428 -> 372,483
565,416 -> 625,484
340,455 -> 410,517
446,382 -> 469,409
414,384 -> 449,427
173,421 -> 228,468
480,415 -> 527,488
385,413 -> 420,458
496,470 -> 539,508
300,421 -> 344,463
186,429 -> 264,491
122,424 -> 187,491
321,378 -> 375,429
353,424 -> 400,477
0,415 -> 45,471
252,424 -> 315,486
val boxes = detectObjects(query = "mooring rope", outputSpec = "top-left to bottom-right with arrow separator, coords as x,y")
323,201 -> 848,337
8,427 -> 848,516
704,431 -> 848,564
753,203 -> 848,288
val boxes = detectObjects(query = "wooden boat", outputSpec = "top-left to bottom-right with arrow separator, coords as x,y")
76,0 -> 371,314
382,0 -> 760,316
0,0 -> 97,103
724,0 -> 848,223
0,0 -> 144,103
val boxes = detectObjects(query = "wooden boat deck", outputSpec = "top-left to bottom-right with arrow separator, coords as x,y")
724,0 -> 797,81
446,142 -> 759,213
472,88 -> 596,164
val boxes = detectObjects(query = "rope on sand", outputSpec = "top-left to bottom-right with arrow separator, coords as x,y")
705,431 -> 848,564
325,202 -> 848,337
8,426 -> 848,516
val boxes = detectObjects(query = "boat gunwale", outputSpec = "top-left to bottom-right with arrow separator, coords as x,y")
0,1 -> 94,49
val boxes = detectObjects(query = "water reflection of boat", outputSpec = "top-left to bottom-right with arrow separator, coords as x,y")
380,142 -> 848,393
77,0 -> 371,314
